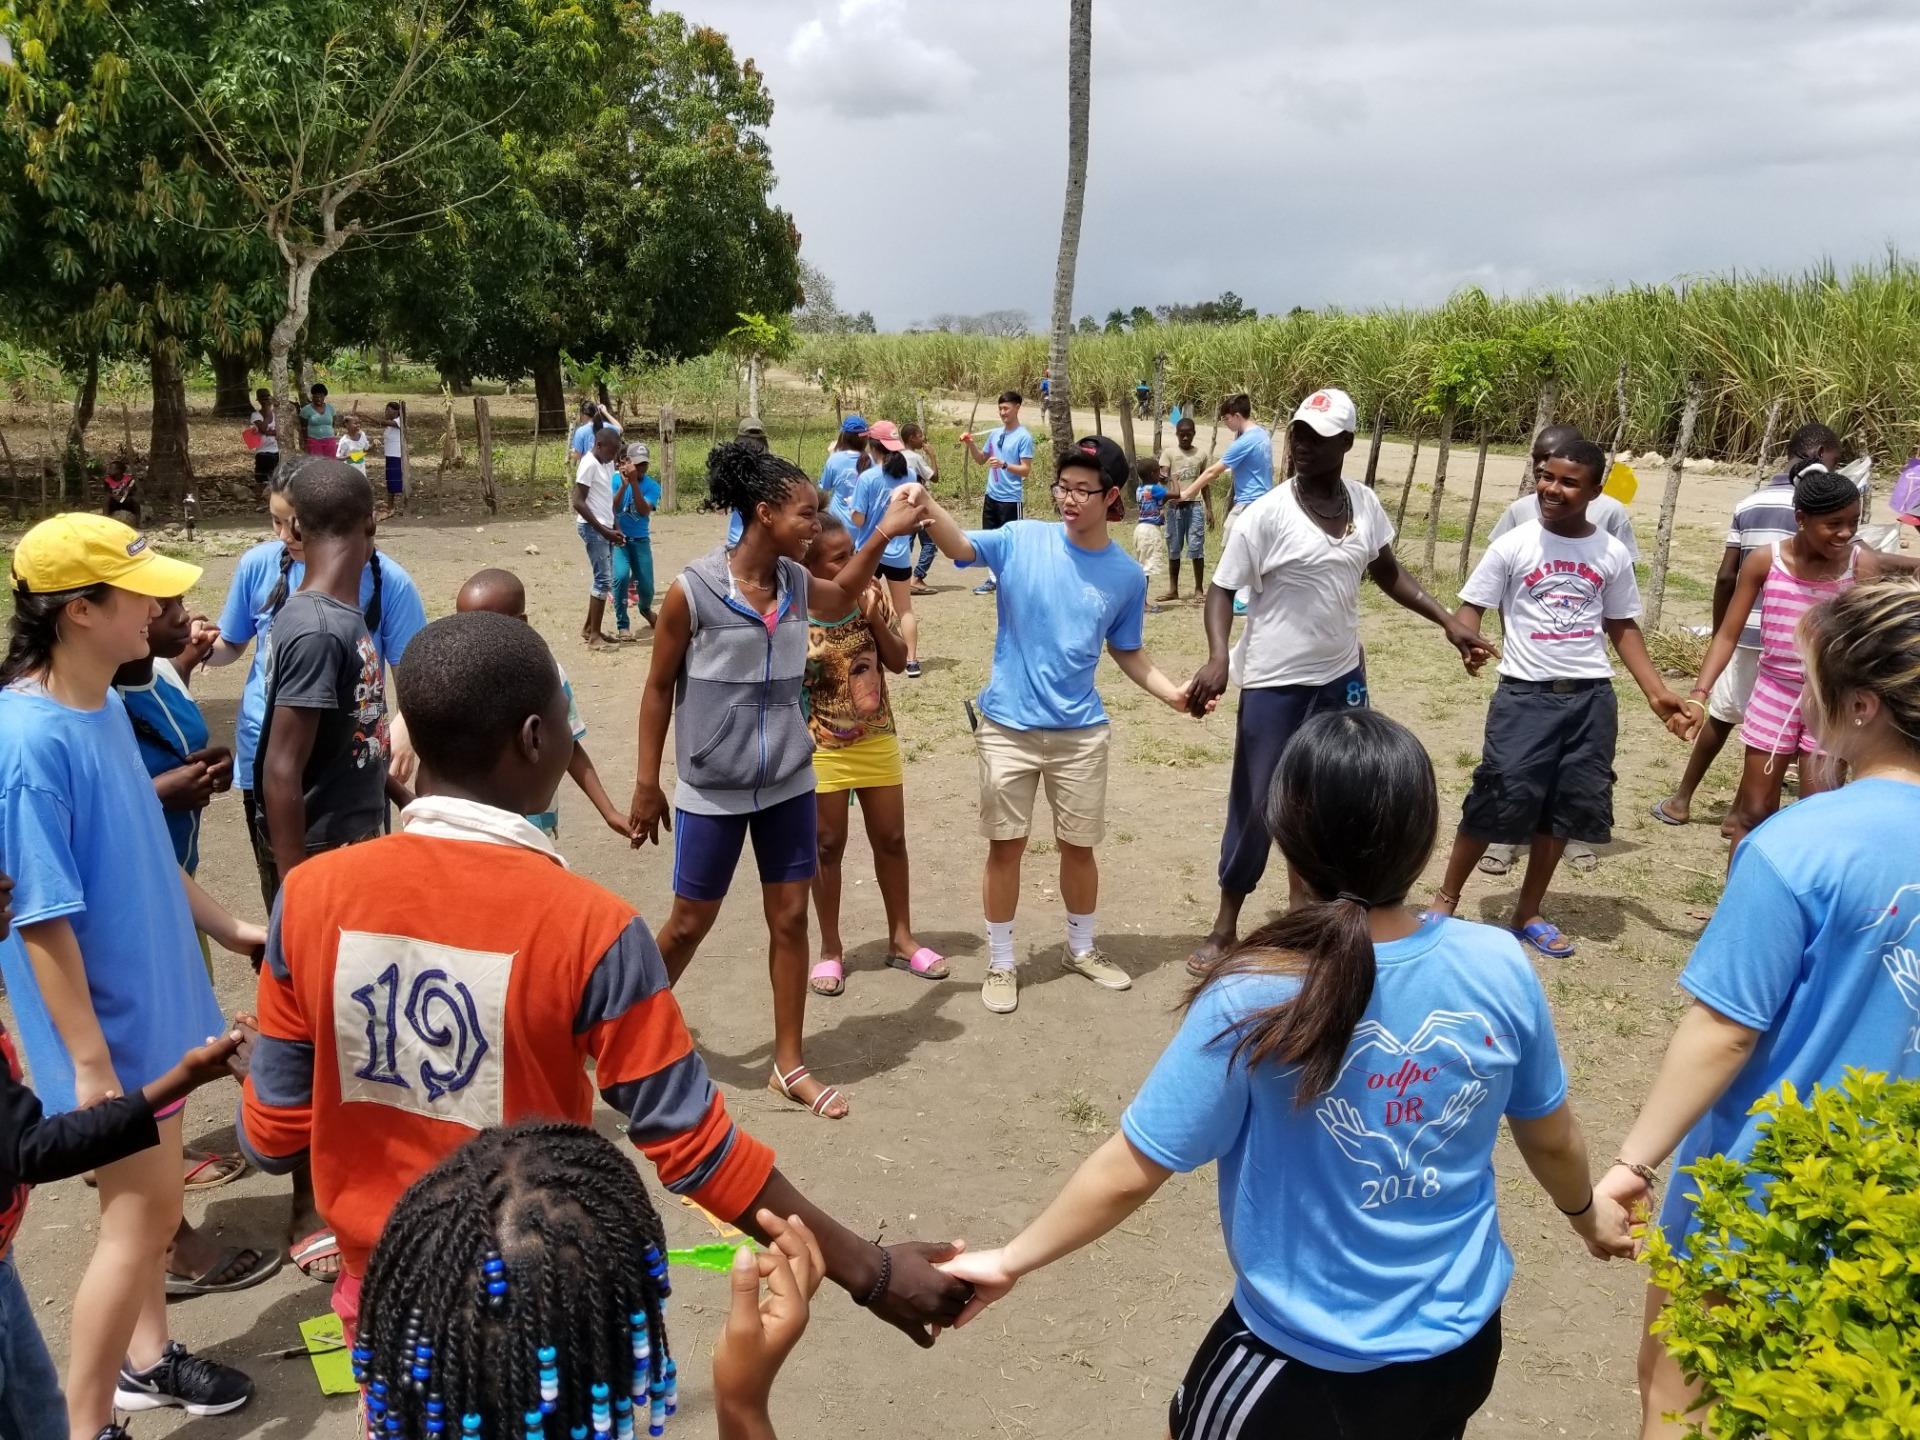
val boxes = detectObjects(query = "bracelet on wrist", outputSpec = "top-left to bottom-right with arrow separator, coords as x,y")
1612,1158 -> 1660,1190
1557,1191 -> 1595,1218
1689,687 -> 1709,698
854,1244 -> 891,1308
1681,698 -> 1707,715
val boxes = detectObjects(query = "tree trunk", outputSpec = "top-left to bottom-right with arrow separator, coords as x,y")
1091,397 -> 1103,437
1116,391 -> 1137,462
64,354 -> 99,494
1520,379 -> 1557,494
379,345 -> 392,382
1394,432 -> 1422,532
209,350 -> 252,418
473,397 -> 496,514
269,251 -> 324,453
1646,379 -> 1703,630
148,341 -> 193,505
658,404 -> 678,511
1361,405 -> 1387,489
1458,431 -> 1491,580
530,349 -> 568,434
746,355 -> 762,418
1754,396 -> 1782,483
1151,350 -> 1167,455
1045,0 -> 1093,458
1607,359 -> 1629,470
1421,403 -> 1455,571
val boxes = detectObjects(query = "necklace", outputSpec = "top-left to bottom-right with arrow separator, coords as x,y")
1294,482 -> 1354,540
729,563 -> 775,594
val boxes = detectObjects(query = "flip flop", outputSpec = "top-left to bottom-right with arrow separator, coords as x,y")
768,1065 -> 847,1120
166,1244 -> 282,1298
1515,919 -> 1576,959
1477,847 -> 1514,876
1649,798 -> 1687,826
809,958 -> 845,997
884,947 -> 949,980
289,1229 -> 342,1280
183,1151 -> 247,1192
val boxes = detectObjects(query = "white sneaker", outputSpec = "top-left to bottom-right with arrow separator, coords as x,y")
1062,947 -> 1131,991
981,966 -> 1019,1013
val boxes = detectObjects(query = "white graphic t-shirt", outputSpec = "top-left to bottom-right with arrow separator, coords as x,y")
1123,915 -> 1566,1371
1459,520 -> 1639,681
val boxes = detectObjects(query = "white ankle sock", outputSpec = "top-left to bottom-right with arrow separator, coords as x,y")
986,919 -> 1017,971
1066,911 -> 1096,955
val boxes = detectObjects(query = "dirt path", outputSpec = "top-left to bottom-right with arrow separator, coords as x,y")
7,490 -> 1756,1440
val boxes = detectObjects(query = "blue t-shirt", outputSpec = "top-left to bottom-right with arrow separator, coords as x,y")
616,472 -> 660,540
0,686 -> 225,1113
958,520 -> 1146,730
819,451 -> 863,526
1659,779 -> 1920,1248
852,464 -> 912,567
1136,483 -> 1168,524
1123,916 -> 1567,1372
570,418 -> 621,458
116,663 -> 210,873
525,666 -> 591,836
1221,423 -> 1275,505
983,425 -> 1034,504
219,541 -> 429,790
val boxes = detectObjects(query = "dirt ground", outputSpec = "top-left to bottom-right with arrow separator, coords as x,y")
0,402 -> 1821,1440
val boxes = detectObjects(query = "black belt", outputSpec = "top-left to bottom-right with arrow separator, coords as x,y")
1499,676 -> 1606,694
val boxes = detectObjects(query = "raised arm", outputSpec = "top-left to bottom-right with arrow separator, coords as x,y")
899,484 -> 976,563
809,490 -> 922,614
1179,459 -> 1228,503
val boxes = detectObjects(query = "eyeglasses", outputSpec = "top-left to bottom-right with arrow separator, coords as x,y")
1051,483 -> 1107,500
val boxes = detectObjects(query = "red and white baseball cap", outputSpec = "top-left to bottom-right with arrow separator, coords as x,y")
867,419 -> 907,452
1292,388 -> 1358,437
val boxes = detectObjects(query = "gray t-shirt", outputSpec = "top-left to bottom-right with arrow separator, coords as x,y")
256,592 -> 389,849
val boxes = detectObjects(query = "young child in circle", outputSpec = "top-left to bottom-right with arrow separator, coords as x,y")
1132,455 -> 1170,612
801,514 -> 945,998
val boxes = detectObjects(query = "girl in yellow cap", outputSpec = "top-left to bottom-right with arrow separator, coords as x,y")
0,515 -> 264,1438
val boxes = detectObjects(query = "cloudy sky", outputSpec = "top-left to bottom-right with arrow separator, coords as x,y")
687,0 -> 1920,330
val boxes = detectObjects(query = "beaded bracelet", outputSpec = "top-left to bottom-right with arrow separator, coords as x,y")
855,1245 -> 892,1308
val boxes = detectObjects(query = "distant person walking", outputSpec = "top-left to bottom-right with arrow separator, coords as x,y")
959,391 -> 1035,596
249,388 -> 279,496
1179,393 -> 1273,613
572,429 -> 625,650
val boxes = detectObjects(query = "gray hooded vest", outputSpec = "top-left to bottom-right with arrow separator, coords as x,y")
672,546 -> 815,815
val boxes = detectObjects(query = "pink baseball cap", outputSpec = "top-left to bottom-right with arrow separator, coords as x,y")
867,419 -> 906,452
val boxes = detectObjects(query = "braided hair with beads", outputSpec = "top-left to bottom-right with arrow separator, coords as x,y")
356,1122 -> 677,1440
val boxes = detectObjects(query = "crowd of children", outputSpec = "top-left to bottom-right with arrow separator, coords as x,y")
0,387 -> 1914,1440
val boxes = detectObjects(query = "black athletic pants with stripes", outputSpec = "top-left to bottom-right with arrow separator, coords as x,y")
1169,1304 -> 1502,1439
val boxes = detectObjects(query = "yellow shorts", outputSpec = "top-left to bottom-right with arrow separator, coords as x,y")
813,731 -> 904,793
975,716 -> 1109,845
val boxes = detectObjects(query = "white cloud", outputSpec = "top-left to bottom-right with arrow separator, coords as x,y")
780,0 -> 975,117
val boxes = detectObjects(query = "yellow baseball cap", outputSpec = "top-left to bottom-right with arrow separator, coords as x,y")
12,514 -> 203,598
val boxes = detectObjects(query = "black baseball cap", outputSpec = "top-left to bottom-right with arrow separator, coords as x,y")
1058,433 -> 1131,491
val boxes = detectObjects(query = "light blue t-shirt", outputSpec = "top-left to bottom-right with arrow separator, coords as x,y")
525,667 -> 590,836
1659,779 -> 1920,1248
0,687 -> 226,1113
616,472 -> 660,540
852,463 -> 912,567
958,520 -> 1146,730
218,541 -> 429,790
983,424 -> 1034,504
570,417 -> 621,459
819,450 -> 863,526
1123,916 -> 1567,1372
1221,423 -> 1274,505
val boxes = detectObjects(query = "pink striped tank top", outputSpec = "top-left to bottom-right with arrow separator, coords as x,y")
1756,540 -> 1856,682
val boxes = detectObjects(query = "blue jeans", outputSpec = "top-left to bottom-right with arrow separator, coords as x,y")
1166,503 -> 1206,561
577,521 -> 613,598
612,536 -> 655,630
0,1256 -> 66,1440
911,529 -> 938,581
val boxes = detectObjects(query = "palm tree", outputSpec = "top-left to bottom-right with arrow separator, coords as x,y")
1047,0 -> 1092,458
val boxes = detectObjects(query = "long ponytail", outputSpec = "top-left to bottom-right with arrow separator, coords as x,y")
1194,709 -> 1439,1104
365,550 -> 385,634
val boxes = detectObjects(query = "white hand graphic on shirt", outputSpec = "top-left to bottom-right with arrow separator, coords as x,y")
1408,1081 -> 1487,1170
1883,944 -> 1920,1055
1330,1010 -> 1500,1089
1316,1097 -> 1402,1175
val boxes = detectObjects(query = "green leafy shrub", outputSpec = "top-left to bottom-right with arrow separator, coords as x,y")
1646,1070 -> 1920,1438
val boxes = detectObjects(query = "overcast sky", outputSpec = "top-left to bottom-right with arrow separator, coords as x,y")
687,0 -> 1920,331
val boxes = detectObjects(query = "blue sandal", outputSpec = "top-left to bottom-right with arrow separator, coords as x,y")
1515,919 -> 1576,958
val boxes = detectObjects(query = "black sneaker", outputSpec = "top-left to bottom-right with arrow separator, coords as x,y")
114,1341 -> 254,1416
94,1426 -> 131,1440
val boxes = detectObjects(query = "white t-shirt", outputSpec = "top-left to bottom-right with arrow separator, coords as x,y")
1459,520 -> 1640,681
250,408 -> 278,455
1213,480 -> 1395,688
340,430 -> 372,475
904,449 -> 935,482
383,419 -> 403,458
575,452 -> 615,529
1491,492 -> 1638,559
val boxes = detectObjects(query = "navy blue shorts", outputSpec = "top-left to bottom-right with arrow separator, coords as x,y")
384,455 -> 404,493
672,790 -> 818,901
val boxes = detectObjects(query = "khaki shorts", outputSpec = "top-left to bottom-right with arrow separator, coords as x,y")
1708,646 -> 1760,724
975,716 -> 1110,845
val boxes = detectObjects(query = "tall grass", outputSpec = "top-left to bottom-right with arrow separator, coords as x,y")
794,254 -> 1920,462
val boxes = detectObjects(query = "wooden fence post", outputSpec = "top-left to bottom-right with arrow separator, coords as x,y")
1753,396 -> 1783,483
1092,397 -> 1104,437
526,405 -> 540,490
0,430 -> 17,520
1647,378 -> 1704,630
1151,350 -> 1167,455
1607,359 -> 1630,471
1116,388 -> 1137,462
398,401 -> 413,500
659,404 -> 677,511
473,397 -> 496,514
1361,406 -> 1387,489
960,394 -> 982,511
1394,430 -> 1422,532
1458,430 -> 1491,580
1421,403 -> 1456,572
1520,380 -> 1557,494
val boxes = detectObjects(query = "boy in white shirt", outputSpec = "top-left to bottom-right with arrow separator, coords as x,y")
381,402 -> 406,516
1430,437 -> 1682,958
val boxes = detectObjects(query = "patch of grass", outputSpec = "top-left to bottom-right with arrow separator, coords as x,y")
1059,1089 -> 1109,1134
1680,871 -> 1724,907
1453,748 -> 1479,769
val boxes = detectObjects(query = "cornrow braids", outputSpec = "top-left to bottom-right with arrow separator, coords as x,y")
703,440 -> 807,528
357,1123 -> 676,1440
1801,578 -> 1920,749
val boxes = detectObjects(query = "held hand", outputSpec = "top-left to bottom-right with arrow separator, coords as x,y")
190,746 -> 235,794
183,615 -> 220,667
1648,689 -> 1686,724
154,760 -> 215,811
1444,621 -> 1497,676
865,1240 -> 972,1348
388,714 -> 419,788
932,1247 -> 1018,1329
1187,656 -> 1230,718
1573,1189 -> 1638,1261
1668,705 -> 1703,741
219,918 -> 268,958
174,1031 -> 246,1089
713,1213 -> 824,1423
227,1013 -> 259,1081
1593,1163 -> 1655,1259
600,806 -> 636,842
73,1060 -> 121,1108
629,781 -> 670,848
879,486 -> 927,538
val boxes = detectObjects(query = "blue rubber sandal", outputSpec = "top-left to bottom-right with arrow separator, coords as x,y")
1515,919 -> 1576,959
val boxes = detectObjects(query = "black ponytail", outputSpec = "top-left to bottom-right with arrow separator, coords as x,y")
1193,709 -> 1439,1103
365,550 -> 385,634
0,583 -> 110,688
266,547 -> 296,618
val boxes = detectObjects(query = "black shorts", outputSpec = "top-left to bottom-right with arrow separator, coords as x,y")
253,451 -> 279,487
877,562 -> 913,583
1170,1304 -> 1502,1440
1460,678 -> 1617,844
981,496 -> 1022,529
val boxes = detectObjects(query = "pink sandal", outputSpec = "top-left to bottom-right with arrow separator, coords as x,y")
884,946 -> 949,980
769,1064 -> 847,1119
809,958 -> 845,997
